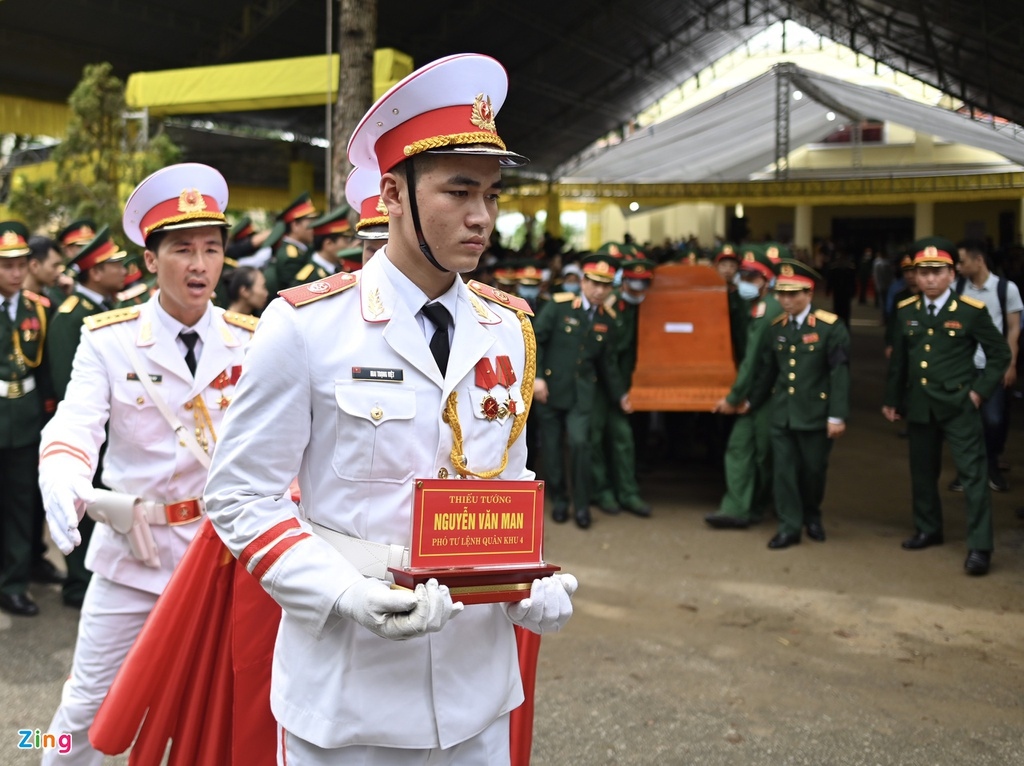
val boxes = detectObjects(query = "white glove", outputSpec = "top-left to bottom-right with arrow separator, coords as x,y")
337,577 -> 463,641
40,470 -> 96,555
504,573 -> 578,635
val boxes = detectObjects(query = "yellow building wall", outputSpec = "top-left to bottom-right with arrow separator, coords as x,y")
933,199 -> 1019,242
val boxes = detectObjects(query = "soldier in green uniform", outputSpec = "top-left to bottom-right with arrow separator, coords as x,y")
46,227 -> 127,607
0,221 -> 55,616
288,205 -> 356,287
705,246 -> 784,529
114,252 -> 156,308
714,244 -> 752,364
25,236 -> 67,312
533,252 -> 631,529
747,259 -> 850,549
884,255 -> 918,358
590,250 -> 656,517
883,242 -> 1010,575
264,192 -> 318,295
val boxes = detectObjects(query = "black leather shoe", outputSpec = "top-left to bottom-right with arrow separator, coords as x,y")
552,503 -> 569,523
0,592 -> 39,617
805,522 -> 826,542
574,507 -> 592,529
31,559 -> 66,585
901,531 -> 944,550
767,532 -> 801,549
964,549 -> 991,576
704,513 -> 750,530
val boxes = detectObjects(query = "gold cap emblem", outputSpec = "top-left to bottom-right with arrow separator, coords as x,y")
178,188 -> 207,213
767,246 -> 780,259
743,252 -> 755,261
924,246 -> 938,257
375,196 -> 388,215
470,93 -> 496,133
780,264 -> 794,276
2,231 -> 18,246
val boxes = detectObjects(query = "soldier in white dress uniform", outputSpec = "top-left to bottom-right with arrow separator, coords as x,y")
204,54 -> 576,766
38,163 -> 256,765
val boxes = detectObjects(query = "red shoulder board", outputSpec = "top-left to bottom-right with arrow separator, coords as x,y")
466,280 -> 534,317
23,289 -> 50,308
278,272 -> 359,308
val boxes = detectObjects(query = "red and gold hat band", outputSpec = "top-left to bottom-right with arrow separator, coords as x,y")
75,239 -> 124,272
0,230 -> 30,255
282,200 -> 317,223
140,192 -> 226,239
357,197 -> 389,230
61,226 -> 96,246
913,246 -> 954,267
314,220 -> 353,237
775,275 -> 814,290
374,104 -> 505,173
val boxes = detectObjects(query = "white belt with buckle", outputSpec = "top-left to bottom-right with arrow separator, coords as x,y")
310,522 -> 410,582
0,376 -> 35,398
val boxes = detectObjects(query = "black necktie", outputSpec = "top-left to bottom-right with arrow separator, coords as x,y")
179,331 -> 198,376
0,300 -> 9,323
927,303 -> 937,317
421,303 -> 451,377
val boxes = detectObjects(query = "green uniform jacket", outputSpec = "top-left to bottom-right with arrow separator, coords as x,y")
289,258 -> 332,289
727,290 -> 751,364
47,292 -> 109,401
749,306 -> 851,429
884,293 -> 1010,423
608,293 -> 642,389
0,291 -> 53,448
884,287 -> 916,348
726,293 -> 783,407
268,240 -> 310,294
534,295 -> 627,411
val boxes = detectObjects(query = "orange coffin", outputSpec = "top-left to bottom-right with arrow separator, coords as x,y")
629,264 -> 735,411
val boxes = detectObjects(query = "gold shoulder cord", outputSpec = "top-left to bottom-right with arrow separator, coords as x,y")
446,310 -> 536,479
191,394 -> 218,454
12,300 -> 48,369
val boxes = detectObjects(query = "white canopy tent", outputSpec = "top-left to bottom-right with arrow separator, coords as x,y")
558,64 -> 1024,183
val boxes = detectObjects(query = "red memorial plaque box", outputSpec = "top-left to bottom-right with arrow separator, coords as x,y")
389,479 -> 560,604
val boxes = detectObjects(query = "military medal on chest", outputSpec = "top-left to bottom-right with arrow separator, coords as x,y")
475,355 -> 518,422
210,365 -> 242,409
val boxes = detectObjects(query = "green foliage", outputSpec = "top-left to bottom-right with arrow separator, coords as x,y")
8,62 -> 179,241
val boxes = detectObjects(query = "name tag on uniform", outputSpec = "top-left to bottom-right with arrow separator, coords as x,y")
593,323 -> 609,333
777,335 -> 787,342
563,316 -> 579,326
906,320 -> 918,327
802,333 -> 819,343
352,367 -> 403,382
126,372 -> 162,383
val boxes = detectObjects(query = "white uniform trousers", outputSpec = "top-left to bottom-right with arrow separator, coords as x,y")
278,713 -> 511,766
42,574 -> 157,766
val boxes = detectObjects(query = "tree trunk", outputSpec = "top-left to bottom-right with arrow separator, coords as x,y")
332,0 -> 377,206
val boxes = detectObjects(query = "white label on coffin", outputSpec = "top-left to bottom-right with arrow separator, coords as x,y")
664,322 -> 694,333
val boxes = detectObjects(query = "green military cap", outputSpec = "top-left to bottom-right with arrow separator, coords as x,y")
57,219 -> 98,249
277,192 -> 317,224
763,242 -> 792,262
264,220 -> 287,251
311,205 -> 353,238
228,216 -> 254,243
596,241 -> 639,258
911,236 -> 957,268
774,258 -> 821,292
120,252 -> 149,289
0,221 -> 31,257
620,254 -> 656,281
714,244 -> 739,263
68,225 -> 128,275
338,245 -> 363,273
581,252 -> 620,283
738,244 -> 775,280
515,259 -> 545,285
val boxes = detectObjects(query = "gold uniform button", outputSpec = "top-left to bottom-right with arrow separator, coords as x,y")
136,397 -> 145,405
819,392 -> 828,400
924,344 -> 931,351
788,372 -> 796,380
927,328 -> 934,336
921,378 -> 927,385
787,386 -> 795,394
920,361 -> 928,369
370,406 -> 383,421
949,330 -> 956,336
789,359 -> 796,367
790,345 -> 796,353
437,467 -> 449,479
564,326 -> 572,333
184,401 -> 193,410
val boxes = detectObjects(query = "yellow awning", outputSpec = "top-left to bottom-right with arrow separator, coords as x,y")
125,49 -> 413,116
0,95 -> 70,137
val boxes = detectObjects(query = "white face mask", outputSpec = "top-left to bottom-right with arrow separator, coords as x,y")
625,279 -> 649,292
518,284 -> 540,301
621,291 -> 646,304
737,280 -> 760,300
562,282 -> 580,295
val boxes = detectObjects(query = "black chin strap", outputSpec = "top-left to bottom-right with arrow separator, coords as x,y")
404,157 -> 449,273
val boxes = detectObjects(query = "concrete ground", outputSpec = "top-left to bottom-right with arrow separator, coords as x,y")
3,303 -> 1023,765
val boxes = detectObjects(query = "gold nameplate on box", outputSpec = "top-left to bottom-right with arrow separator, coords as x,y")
388,479 -> 559,604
